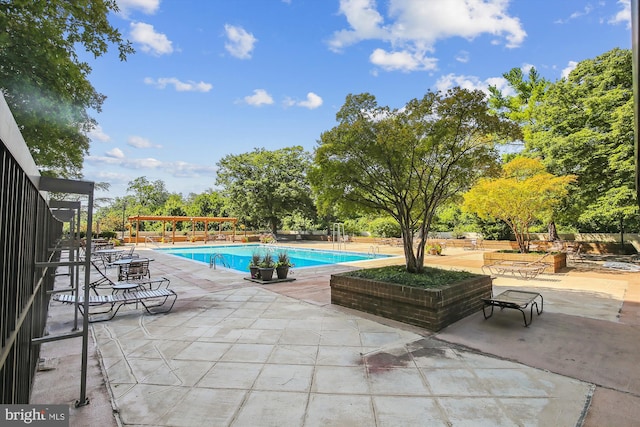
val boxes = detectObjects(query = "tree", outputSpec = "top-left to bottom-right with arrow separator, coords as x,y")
310,89 -> 521,273
462,157 -> 575,253
490,49 -> 637,233
126,177 -> 170,215
527,48 -> 637,232
216,147 -> 316,234
0,1 -> 133,177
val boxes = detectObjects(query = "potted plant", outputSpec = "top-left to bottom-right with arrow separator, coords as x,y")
276,251 -> 293,279
426,243 -> 442,255
248,252 -> 261,279
258,252 -> 275,281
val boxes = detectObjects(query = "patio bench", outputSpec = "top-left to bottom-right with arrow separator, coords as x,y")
53,288 -> 178,322
482,289 -> 543,327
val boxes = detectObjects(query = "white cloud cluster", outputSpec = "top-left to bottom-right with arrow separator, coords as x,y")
561,61 -> 578,79
117,0 -> 160,16
87,125 -> 111,143
243,89 -> 274,106
86,154 -> 217,178
143,77 -> 213,92
224,24 -> 257,59
127,135 -> 157,148
329,0 -> 526,72
130,22 -> 173,55
609,0 -> 631,28
435,73 -> 515,96
285,92 -> 324,109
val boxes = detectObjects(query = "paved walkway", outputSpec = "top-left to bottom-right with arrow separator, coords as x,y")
31,242 -> 640,426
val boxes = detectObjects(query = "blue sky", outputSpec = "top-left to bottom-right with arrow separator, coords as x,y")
82,0 -> 633,201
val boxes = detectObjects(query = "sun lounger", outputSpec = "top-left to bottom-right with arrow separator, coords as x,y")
482,253 -> 551,279
482,289 -> 543,326
53,288 -> 177,322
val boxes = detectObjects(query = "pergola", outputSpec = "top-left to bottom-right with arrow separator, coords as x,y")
128,215 -> 238,244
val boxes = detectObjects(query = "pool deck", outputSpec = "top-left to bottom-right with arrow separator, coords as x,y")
32,241 -> 640,426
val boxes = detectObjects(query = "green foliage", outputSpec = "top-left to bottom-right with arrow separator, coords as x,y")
259,253 -> 275,268
216,146 -> 315,234
310,89 -> 521,273
276,251 -> 292,267
344,266 -> 477,289
249,252 -> 261,267
0,0 -> 133,177
491,48 -> 638,232
463,157 -> 575,252
368,217 -> 402,238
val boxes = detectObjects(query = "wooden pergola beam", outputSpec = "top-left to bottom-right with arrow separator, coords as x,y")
127,215 -> 238,244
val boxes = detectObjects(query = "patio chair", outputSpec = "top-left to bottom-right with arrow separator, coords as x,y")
86,259 -> 166,295
119,258 -> 151,281
564,243 -> 583,263
116,245 -> 137,261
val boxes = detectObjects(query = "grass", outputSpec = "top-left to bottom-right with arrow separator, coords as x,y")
344,265 -> 478,289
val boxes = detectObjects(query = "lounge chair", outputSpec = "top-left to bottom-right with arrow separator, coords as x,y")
482,253 -> 551,279
54,288 -> 177,322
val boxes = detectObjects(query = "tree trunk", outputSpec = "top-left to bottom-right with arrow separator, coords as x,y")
548,221 -> 559,241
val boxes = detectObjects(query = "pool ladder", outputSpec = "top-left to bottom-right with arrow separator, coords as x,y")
209,253 -> 229,269
367,245 -> 380,258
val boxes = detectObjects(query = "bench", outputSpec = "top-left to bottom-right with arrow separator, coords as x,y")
54,288 -> 178,322
482,289 -> 543,327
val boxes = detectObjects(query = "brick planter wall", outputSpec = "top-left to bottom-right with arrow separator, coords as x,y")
483,252 -> 566,273
330,273 -> 492,332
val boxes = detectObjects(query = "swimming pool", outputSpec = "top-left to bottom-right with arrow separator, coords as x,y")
155,244 -> 389,273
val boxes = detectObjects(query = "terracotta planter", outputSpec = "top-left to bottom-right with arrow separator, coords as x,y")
330,273 -> 492,332
483,252 -> 566,273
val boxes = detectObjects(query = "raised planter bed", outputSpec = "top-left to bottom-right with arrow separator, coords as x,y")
330,273 -> 492,332
483,251 -> 566,273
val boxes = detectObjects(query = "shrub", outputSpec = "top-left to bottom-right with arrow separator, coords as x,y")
368,217 -> 402,238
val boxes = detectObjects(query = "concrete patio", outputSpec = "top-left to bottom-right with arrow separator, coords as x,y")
31,242 -> 640,426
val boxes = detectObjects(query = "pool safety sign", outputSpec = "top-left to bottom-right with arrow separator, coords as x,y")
1,405 -> 68,426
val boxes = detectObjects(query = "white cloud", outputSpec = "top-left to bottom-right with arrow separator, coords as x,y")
561,60 -> 578,79
370,48 -> 437,72
609,0 -> 631,28
130,22 -> 173,55
106,148 -> 125,159
435,73 -> 515,97
127,135 -> 153,148
329,0 -> 526,72
224,24 -> 257,59
243,89 -> 274,106
521,63 -> 535,74
297,92 -> 324,109
144,77 -> 213,92
455,50 -> 470,63
87,125 -> 110,143
117,0 -> 159,15
85,155 -> 217,178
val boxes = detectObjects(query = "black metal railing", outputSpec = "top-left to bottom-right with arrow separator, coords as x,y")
0,143 -> 62,403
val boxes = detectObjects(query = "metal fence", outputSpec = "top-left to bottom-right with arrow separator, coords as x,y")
0,92 -> 95,405
0,143 -> 62,403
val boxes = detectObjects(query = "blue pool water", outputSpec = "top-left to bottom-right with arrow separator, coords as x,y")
155,244 -> 389,273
